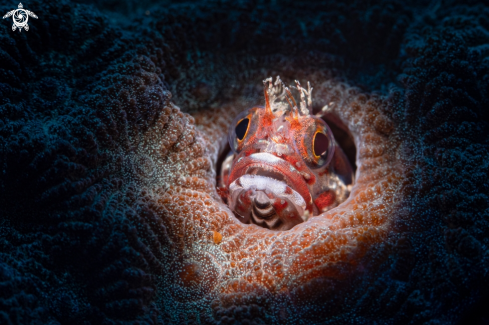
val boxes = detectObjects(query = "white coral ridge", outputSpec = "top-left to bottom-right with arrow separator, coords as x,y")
229,174 -> 306,215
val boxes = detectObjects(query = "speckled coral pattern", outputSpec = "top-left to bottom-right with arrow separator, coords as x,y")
1,0 -> 488,324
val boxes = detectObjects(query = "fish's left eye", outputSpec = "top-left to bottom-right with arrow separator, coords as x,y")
313,131 -> 330,158
299,117 -> 335,168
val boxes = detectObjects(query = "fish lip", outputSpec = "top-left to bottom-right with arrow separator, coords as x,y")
228,152 -> 312,207
247,166 -> 286,183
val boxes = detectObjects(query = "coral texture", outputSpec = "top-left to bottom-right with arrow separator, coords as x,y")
0,0 -> 488,324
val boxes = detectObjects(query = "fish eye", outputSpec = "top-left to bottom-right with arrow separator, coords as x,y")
228,109 -> 256,154
235,118 -> 250,141
313,131 -> 329,158
300,117 -> 335,168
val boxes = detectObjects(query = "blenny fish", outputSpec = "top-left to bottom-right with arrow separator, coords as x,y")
219,77 -> 354,230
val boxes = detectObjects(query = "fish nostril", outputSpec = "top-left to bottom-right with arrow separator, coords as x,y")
254,191 -> 271,209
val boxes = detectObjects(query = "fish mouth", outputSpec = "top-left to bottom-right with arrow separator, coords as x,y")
228,152 -> 313,211
250,190 -> 284,230
247,167 -> 286,183
228,174 -> 307,230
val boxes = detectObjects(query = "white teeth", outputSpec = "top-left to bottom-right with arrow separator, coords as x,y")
229,174 -> 306,212
249,152 -> 283,164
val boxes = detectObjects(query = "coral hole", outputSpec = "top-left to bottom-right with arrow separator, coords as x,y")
216,143 -> 231,189
321,113 -> 357,173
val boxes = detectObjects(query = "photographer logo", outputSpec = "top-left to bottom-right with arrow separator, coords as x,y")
3,3 -> 37,32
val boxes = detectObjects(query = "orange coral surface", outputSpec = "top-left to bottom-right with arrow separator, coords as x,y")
142,80 -> 409,311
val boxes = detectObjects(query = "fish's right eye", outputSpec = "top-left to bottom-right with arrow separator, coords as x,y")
229,109 -> 256,154
235,117 -> 250,141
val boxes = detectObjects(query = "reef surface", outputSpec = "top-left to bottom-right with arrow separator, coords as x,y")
0,0 -> 488,324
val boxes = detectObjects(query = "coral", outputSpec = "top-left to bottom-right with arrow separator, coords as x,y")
0,0 -> 488,324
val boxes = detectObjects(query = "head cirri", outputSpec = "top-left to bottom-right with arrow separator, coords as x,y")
219,76 -> 354,231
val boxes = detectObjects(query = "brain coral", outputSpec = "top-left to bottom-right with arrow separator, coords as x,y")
0,0 -> 488,324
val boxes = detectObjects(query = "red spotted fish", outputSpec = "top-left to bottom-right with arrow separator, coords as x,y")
219,77 -> 354,231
